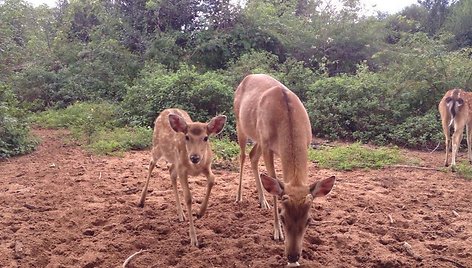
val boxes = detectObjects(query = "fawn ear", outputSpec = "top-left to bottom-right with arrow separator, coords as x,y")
261,174 -> 284,196
207,115 -> 227,135
169,113 -> 188,133
309,176 -> 335,198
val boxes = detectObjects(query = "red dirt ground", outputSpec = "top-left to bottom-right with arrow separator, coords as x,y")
1,129 -> 471,268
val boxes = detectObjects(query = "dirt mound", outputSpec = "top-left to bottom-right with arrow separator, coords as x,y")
1,129 -> 471,267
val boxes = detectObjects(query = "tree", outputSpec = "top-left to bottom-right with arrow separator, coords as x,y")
444,0 -> 472,48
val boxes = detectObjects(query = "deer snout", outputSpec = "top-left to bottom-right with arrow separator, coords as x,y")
287,253 -> 300,263
189,154 -> 201,164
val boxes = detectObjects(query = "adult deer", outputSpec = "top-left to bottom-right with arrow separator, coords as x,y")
234,74 -> 336,265
138,108 -> 226,247
438,88 -> 472,170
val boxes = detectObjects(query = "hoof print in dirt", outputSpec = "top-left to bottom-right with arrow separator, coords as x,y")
83,229 -> 95,236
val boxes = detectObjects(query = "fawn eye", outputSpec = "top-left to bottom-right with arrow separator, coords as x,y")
185,135 -> 189,141
203,136 -> 208,142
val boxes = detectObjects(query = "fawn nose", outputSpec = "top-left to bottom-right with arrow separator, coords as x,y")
190,154 -> 200,164
287,253 -> 300,263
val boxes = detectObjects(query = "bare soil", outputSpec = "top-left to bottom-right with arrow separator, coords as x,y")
1,129 -> 471,268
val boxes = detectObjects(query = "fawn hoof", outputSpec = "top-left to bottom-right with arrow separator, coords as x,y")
137,201 -> 145,208
190,238 -> 200,248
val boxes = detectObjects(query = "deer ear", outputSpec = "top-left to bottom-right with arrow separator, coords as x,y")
207,115 -> 227,135
309,176 -> 335,198
261,174 -> 284,196
169,114 -> 188,133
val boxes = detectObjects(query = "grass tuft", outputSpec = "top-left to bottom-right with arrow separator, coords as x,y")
455,161 -> 472,180
309,142 -> 404,171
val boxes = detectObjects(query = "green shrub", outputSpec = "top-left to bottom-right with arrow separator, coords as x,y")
455,161 -> 472,180
87,126 -> 152,155
306,68 -> 397,144
0,84 -> 38,159
122,64 -> 235,137
390,109 -> 443,148
32,102 -> 118,129
210,138 -> 240,170
308,143 -> 403,171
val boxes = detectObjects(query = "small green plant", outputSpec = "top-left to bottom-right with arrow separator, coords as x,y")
308,143 -> 404,171
31,102 -> 152,156
87,127 -> 152,156
455,161 -> 472,180
210,138 -> 240,169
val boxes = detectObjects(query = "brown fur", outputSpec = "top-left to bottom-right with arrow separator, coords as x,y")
233,74 -> 335,263
138,108 -> 226,247
438,88 -> 472,169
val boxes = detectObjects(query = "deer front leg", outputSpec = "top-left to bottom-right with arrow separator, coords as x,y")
262,149 -> 284,241
170,164 -> 185,221
198,170 -> 215,218
236,126 -> 247,203
249,143 -> 270,209
180,175 -> 198,247
138,159 -> 156,207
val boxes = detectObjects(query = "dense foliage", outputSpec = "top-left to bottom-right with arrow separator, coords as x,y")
0,83 -> 37,158
1,0 -> 472,158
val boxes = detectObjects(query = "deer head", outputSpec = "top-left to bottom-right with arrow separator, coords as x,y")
261,174 -> 336,263
169,113 -> 227,164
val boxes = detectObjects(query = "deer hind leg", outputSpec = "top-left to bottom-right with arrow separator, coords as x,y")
197,169 -> 215,218
467,124 -> 472,164
179,174 -> 198,247
262,149 -> 284,241
138,152 -> 161,207
441,115 -> 451,167
170,164 -> 185,222
249,143 -> 270,209
236,124 -> 247,203
451,123 -> 465,171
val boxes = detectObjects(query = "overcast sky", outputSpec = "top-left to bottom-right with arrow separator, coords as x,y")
27,0 -> 418,14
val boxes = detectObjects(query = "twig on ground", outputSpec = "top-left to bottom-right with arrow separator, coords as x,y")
430,142 -> 441,153
389,165 -> 443,171
98,172 -> 102,180
387,214 -> 394,224
122,249 -> 148,268
452,210 -> 460,217
435,256 -> 467,268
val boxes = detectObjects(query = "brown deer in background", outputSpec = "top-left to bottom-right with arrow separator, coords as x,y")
234,74 -> 335,265
439,88 -> 472,170
138,108 -> 226,247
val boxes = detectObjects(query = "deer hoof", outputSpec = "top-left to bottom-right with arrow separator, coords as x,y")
451,165 -> 457,172
137,202 -> 145,208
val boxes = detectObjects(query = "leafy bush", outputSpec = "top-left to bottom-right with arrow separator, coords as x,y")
308,143 -> 404,171
122,64 -> 235,137
306,68 -> 397,144
32,102 -> 118,129
32,101 -> 152,155
210,138 -> 240,170
390,109 -> 443,148
87,126 -> 152,155
0,84 -> 37,159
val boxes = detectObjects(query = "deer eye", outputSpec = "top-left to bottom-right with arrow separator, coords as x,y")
185,135 -> 190,141
203,136 -> 208,142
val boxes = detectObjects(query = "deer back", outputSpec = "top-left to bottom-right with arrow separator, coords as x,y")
234,74 -> 312,184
